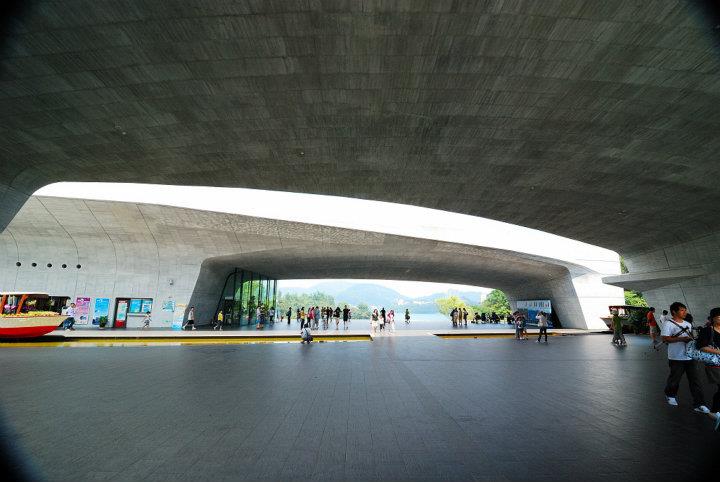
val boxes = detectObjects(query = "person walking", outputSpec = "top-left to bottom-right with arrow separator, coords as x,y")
697,307 -> 720,429
342,305 -> 350,330
300,307 -> 306,328
214,310 -> 224,331
183,306 -> 197,330
334,306 -> 341,329
64,302 -> 77,330
661,302 -> 709,413
536,311 -> 549,343
450,307 -> 457,327
647,307 -> 660,349
371,309 -> 379,334
514,313 -> 523,340
269,306 -> 275,323
405,308 -> 410,324
141,311 -> 152,330
388,309 -> 395,333
611,309 -> 626,346
287,306 -> 292,325
462,308 -> 468,326
379,307 -> 386,332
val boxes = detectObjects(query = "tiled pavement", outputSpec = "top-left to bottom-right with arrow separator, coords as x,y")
0,334 -> 717,481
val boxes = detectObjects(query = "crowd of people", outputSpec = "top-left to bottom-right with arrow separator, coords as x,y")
611,302 -> 720,430
287,305 -> 412,337
447,308 -> 550,342
285,305 -> 353,330
448,308 -> 517,327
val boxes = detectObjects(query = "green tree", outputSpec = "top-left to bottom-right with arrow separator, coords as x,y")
277,291 -> 335,315
354,302 -> 371,319
478,289 -> 511,316
624,290 -> 648,307
435,295 -> 470,317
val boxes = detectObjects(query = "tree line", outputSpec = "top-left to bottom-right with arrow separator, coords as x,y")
434,289 -> 511,317
277,288 -> 514,318
277,291 -> 371,318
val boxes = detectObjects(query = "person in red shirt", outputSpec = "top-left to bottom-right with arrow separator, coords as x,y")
647,307 -> 659,350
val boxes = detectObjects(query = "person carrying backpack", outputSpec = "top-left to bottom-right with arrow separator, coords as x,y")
661,301 -> 709,413
300,325 -> 313,344
696,307 -> 720,429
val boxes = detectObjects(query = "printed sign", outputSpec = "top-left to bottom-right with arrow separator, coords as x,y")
92,298 -> 110,326
517,300 -> 553,328
162,299 -> 175,312
141,299 -> 153,313
172,303 -> 187,330
75,297 -> 91,325
116,300 -> 128,321
129,299 -> 142,313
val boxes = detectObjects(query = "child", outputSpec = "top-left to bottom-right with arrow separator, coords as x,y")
141,311 -> 152,330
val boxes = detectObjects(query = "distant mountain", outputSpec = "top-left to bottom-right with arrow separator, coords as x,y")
278,282 -> 485,313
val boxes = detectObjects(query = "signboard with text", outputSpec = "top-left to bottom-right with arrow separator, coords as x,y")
75,297 -> 91,325
517,300 -> 553,328
92,298 -> 109,326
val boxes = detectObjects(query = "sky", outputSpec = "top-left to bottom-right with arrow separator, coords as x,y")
276,279 -> 489,298
35,182 -> 619,296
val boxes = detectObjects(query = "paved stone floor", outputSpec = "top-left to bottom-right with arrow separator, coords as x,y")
0,334 -> 718,481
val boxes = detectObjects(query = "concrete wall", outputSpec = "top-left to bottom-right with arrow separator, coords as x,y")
618,231 -> 720,322
0,197 -> 623,329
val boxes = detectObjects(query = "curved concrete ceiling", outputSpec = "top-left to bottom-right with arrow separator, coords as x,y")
0,196 -> 622,328
2,1 -> 720,255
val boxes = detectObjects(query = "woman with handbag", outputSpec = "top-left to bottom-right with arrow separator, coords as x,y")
697,307 -> 720,429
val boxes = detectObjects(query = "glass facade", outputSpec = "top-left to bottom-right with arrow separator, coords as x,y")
217,269 -> 277,326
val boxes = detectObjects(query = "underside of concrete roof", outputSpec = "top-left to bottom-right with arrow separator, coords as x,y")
1,1 -> 720,320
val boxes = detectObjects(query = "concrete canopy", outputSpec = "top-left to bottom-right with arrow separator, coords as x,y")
1,1 -> 720,252
0,196 -> 621,328
1,1 -> 719,317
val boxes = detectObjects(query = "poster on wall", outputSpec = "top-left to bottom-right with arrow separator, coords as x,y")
517,300 -> 553,328
172,303 -> 187,330
161,298 -> 175,327
116,300 -> 128,321
129,299 -> 142,313
92,298 -> 110,326
141,299 -> 153,313
162,299 -> 175,312
75,297 -> 91,325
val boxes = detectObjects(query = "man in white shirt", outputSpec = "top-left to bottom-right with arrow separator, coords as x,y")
661,301 -> 709,412
536,311 -> 549,343
659,309 -> 671,328
64,303 -> 77,330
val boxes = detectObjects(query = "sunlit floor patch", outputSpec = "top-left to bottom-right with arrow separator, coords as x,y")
0,335 -> 371,347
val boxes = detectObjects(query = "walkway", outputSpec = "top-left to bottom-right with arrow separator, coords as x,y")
0,335 -> 716,481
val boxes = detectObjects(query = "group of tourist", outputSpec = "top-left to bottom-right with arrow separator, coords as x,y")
286,305 -> 352,330
369,308 -> 410,334
447,308 -> 550,343
612,302 -> 720,430
449,308 -> 512,327
663,302 -> 720,430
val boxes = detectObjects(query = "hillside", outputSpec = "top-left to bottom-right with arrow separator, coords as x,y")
278,282 -> 484,313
